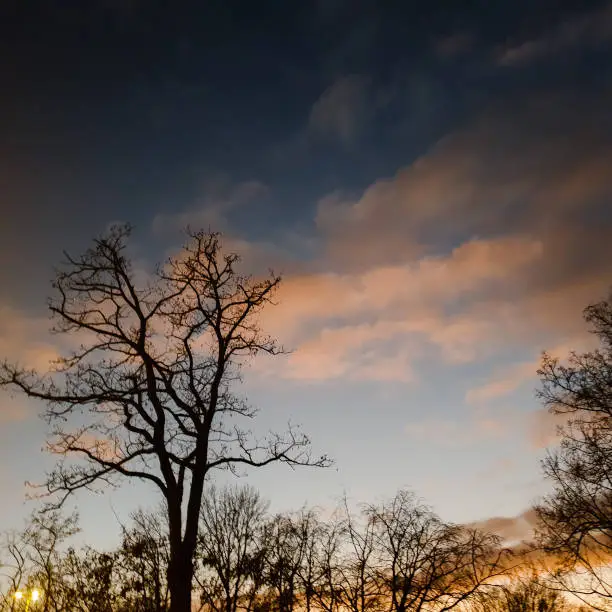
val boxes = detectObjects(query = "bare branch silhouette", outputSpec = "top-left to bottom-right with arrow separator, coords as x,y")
0,225 -> 329,612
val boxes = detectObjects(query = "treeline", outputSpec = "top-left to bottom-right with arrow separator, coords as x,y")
0,487 -> 585,612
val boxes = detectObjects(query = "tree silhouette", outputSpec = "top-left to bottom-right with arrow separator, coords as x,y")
365,490 -> 510,612
0,508 -> 79,612
196,485 -> 268,612
335,500 -> 382,612
62,547 -> 117,611
115,508 -> 170,611
0,225 -> 329,612
535,292 -> 612,609
261,513 -> 309,612
470,574 -> 584,611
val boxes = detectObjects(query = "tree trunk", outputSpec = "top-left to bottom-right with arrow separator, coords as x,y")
168,546 -> 194,612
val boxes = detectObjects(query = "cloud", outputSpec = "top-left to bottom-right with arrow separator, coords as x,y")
498,3 -> 612,66
63,431 -> 125,463
0,305 -> 64,423
434,32 -> 472,59
464,333 -> 604,448
10,89 -> 606,395
0,305 -> 60,372
316,93 -> 612,271
466,332 -> 603,407
9,91 -> 612,396
152,179 -> 268,235
255,90 -> 612,383
309,75 -> 371,144
470,508 -> 539,545
261,235 -> 543,341
528,407 -> 572,450
0,396 -> 34,424
404,416 -> 507,448
466,360 -> 540,405
281,322 -> 416,383
254,234 -> 546,381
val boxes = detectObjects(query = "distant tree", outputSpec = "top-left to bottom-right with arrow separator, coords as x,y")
22,509 -> 79,612
0,226 -> 329,612
0,509 -> 79,612
115,508 -> 170,611
469,575 -> 584,611
292,509 -> 325,612
261,513 -> 309,612
366,490 -> 510,612
61,546 -> 117,612
196,485 -> 268,612
535,293 -> 612,608
0,530 -> 28,610
309,514 -> 344,612
334,499 -> 382,612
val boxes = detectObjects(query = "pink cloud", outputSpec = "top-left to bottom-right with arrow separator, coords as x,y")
0,305 -> 60,371
466,333 -> 602,407
469,508 -> 539,545
466,360 -> 540,405
152,179 -> 269,236
280,322 -> 416,382
528,408 -> 570,449
0,396 -> 34,424
256,235 -> 545,381
8,96 -> 612,396
137,92 -> 612,390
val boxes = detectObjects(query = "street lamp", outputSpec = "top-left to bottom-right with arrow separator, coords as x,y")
13,589 -> 41,610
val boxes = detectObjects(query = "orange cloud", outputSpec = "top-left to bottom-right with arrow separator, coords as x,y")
528,408 -> 571,450
466,360 -> 540,406
0,305 -> 60,371
466,332 -> 601,407
470,508 -> 539,546
256,235 -> 546,381
0,396 -> 35,424
260,91 -> 612,383
281,322 -> 416,382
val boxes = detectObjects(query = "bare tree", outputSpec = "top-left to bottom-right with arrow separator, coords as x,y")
0,226 -> 329,612
61,547 -> 117,612
535,293 -> 612,608
469,574 -> 586,611
310,514 -> 345,612
293,509 -> 325,612
0,509 -> 80,612
196,485 -> 268,612
335,500 -> 383,612
366,490 -> 510,612
261,513 -> 309,612
0,530 -> 29,611
22,509 -> 80,612
115,508 -> 170,611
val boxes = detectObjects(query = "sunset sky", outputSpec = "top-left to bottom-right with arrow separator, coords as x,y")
1,0 -> 612,549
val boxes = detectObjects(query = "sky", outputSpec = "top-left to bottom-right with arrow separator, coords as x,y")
1,0 -> 612,550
